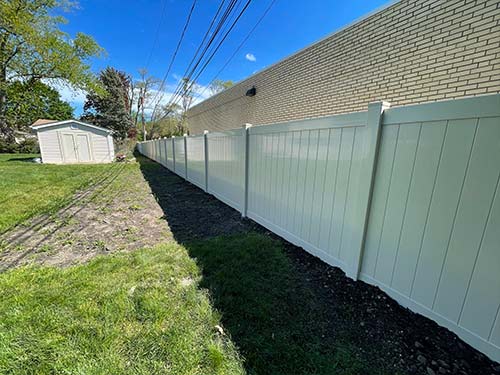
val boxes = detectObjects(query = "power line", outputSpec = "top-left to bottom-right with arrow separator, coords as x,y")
162,0 -> 253,117
188,0 -> 253,93
159,0 -> 243,115
151,0 -> 232,120
181,0 -> 237,80
149,0 -> 198,117
197,0 -> 277,99
151,0 -> 197,106
144,0 -> 168,70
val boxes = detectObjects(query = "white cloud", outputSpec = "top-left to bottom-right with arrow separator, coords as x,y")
136,78 -> 212,119
245,53 -> 256,62
44,80 -> 88,116
47,75 -> 214,119
44,80 -> 86,104
56,85 -> 87,105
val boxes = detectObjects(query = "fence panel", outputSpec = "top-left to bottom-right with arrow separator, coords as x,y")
166,139 -> 170,167
166,138 -> 174,170
360,94 -> 500,361
154,140 -> 160,162
186,135 -> 206,189
147,141 -> 153,160
158,139 -> 166,167
207,129 -> 245,211
149,141 -> 153,160
247,112 -> 369,274
174,137 -> 186,178
136,94 -> 500,362
157,140 -> 163,164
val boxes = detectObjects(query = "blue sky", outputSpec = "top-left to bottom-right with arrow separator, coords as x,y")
58,0 -> 390,115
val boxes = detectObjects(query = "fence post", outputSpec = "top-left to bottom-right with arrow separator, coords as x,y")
158,138 -> 163,164
164,137 -> 168,166
172,136 -> 176,173
204,130 -> 209,192
183,133 -> 188,179
347,101 -> 390,281
242,123 -> 252,218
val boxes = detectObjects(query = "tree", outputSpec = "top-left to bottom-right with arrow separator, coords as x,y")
145,76 -> 199,139
179,77 -> 197,135
144,118 -> 175,140
81,67 -> 133,140
134,69 -> 159,140
0,0 -> 104,138
209,79 -> 234,95
4,80 -> 73,127
139,102 -> 185,141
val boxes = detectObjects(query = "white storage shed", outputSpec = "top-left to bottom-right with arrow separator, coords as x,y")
31,119 -> 115,164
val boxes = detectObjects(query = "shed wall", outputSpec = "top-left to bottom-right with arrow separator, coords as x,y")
37,122 -> 113,164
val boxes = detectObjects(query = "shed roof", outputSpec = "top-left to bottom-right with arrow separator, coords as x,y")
30,119 -> 113,134
32,119 -> 57,126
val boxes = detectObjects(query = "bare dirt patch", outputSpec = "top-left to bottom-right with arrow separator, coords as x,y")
0,162 -> 171,269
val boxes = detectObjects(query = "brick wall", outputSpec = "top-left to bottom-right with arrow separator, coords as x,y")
187,0 -> 500,135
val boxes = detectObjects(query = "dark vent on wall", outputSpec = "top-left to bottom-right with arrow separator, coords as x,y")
246,87 -> 256,97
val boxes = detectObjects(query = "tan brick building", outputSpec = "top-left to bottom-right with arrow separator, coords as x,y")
186,0 -> 500,135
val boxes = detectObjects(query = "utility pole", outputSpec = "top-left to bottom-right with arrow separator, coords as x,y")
140,95 -> 146,141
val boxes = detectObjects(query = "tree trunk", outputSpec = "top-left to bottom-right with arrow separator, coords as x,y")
141,99 -> 146,141
0,67 -> 11,138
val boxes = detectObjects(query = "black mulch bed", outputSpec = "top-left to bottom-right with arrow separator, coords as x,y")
138,155 -> 500,375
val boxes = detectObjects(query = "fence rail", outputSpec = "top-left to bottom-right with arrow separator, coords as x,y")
137,93 -> 500,362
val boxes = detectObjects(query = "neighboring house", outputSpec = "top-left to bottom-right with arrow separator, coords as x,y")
31,119 -> 115,164
13,130 -> 37,144
187,0 -> 500,134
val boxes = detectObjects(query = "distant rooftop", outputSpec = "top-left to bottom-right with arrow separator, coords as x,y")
31,119 -> 56,126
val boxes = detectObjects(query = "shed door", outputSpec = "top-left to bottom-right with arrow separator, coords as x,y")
61,133 -> 78,163
76,134 -> 91,162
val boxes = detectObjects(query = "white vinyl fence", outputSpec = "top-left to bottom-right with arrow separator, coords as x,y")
186,134 -> 206,190
138,94 -> 500,362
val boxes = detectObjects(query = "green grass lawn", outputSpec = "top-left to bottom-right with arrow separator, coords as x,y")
0,242 -> 244,375
187,234 -> 373,375
0,233 -> 374,375
0,154 -> 378,374
0,154 -> 115,233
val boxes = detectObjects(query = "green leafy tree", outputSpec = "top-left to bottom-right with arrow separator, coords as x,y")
81,67 -> 133,139
178,77 -> 197,135
209,79 -> 234,95
5,80 -> 73,127
134,68 -> 159,140
144,103 -> 182,140
0,0 -> 104,138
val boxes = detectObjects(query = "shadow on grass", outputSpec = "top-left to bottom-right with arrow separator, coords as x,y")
185,234 -> 369,375
137,154 -> 375,375
126,154 -> 500,375
0,163 -> 127,271
6,156 -> 38,162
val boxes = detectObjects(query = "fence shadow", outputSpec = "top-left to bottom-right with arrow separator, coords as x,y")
0,163 -> 127,271
137,155 -> 255,243
137,154 -> 499,375
137,154 -> 403,375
